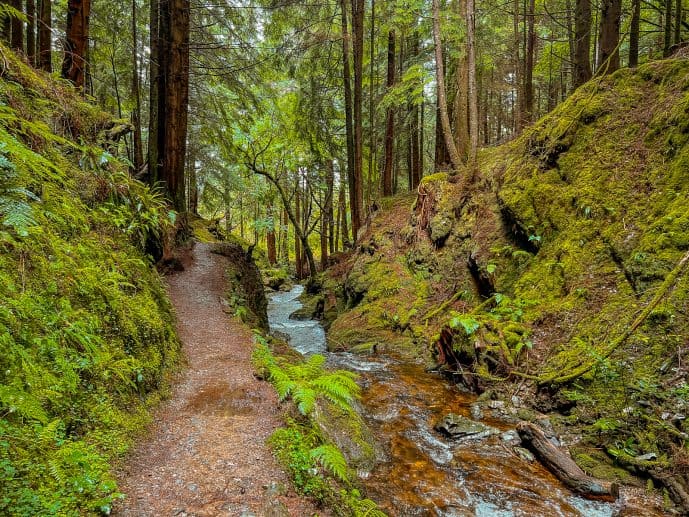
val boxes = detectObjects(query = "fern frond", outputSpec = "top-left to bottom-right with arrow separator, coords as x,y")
310,444 -> 349,483
292,385 -> 317,415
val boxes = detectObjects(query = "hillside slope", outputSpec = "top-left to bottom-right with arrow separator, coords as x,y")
325,59 -> 689,511
0,49 -> 180,514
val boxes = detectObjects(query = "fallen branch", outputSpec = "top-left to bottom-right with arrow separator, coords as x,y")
539,249 -> 689,385
517,421 -> 616,499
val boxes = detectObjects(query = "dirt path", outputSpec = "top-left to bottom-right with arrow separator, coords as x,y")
116,243 -> 320,516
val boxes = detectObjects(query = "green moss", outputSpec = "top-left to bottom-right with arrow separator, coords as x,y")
0,45 -> 179,515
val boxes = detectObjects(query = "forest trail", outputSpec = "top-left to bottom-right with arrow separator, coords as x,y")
115,243 -> 319,516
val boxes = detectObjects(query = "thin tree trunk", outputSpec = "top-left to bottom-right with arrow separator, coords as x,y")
148,0 -> 160,184
340,0 -> 355,246
350,0 -> 365,238
367,0 -> 375,205
513,0 -> 523,132
267,204 -> 277,266
9,0 -> 22,52
131,0 -> 144,174
453,0 -> 470,162
327,160 -> 335,255
382,30 -> 395,196
26,0 -> 35,65
295,184 -> 303,279
629,0 -> 640,66
1,1 -> 9,44
62,0 -> 91,88
467,0 -> 479,164
664,0 -> 673,56
674,0 -> 681,44
281,208 -> 289,264
524,0 -> 536,123
431,0 -> 463,173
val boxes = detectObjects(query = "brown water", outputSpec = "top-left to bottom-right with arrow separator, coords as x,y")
268,287 -> 616,517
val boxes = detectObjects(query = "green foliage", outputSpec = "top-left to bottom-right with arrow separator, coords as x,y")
0,48 -> 180,514
310,444 -> 349,483
252,344 -> 360,416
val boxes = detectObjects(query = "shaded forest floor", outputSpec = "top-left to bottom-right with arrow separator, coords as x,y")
114,243 -> 319,516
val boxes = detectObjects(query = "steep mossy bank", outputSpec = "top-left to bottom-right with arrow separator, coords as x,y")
323,59 -> 689,511
0,49 -> 179,514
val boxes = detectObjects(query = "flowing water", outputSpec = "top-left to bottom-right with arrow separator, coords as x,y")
267,286 -> 617,517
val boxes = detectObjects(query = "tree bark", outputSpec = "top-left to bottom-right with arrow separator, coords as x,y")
382,30 -> 395,196
149,0 -> 189,212
517,422 -> 615,498
629,0 -> 640,66
62,0 -> 91,89
597,0 -> 621,73
664,0 -> 673,56
513,0 -> 523,132
350,0 -> 365,238
467,0 -> 479,164
26,0 -> 35,65
431,0 -> 463,173
9,0 -> 22,52
524,0 -> 536,123
131,0 -> 144,175
340,0 -> 355,245
453,0 -> 470,162
573,0 -> 593,84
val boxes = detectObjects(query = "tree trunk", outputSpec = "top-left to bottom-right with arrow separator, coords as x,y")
131,0 -> 144,175
149,0 -> 189,212
524,0 -> 536,123
148,0 -> 160,184
295,185 -> 303,279
467,0 -> 479,164
513,0 -> 523,132
340,0 -> 355,246
517,422 -> 615,498
326,160 -> 335,256
573,0 -> 592,85
453,0 -> 470,162
664,0 -> 673,56
350,0 -> 364,238
26,0 -> 35,65
1,2 -> 9,44
281,208 -> 289,264
431,0 -> 463,173
598,0 -> 621,73
629,0 -> 640,66
162,0 -> 190,212
674,0 -> 681,44
382,30 -> 395,196
9,0 -> 22,52
62,0 -> 90,88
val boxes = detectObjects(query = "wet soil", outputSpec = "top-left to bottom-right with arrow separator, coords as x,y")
115,243 -> 320,516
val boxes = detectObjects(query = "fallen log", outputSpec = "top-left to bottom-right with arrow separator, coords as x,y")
517,421 -> 616,499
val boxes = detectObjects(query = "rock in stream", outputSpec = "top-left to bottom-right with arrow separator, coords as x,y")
434,413 -> 498,441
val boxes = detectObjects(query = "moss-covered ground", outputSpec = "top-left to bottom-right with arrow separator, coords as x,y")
322,60 -> 689,511
0,47 -> 180,514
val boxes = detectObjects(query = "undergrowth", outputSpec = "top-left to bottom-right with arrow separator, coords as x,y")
252,338 -> 386,516
0,46 -> 179,514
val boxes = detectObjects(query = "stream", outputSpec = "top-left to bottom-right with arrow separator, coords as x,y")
268,285 -> 616,517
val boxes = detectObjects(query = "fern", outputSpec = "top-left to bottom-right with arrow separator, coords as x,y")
310,444 -> 349,482
252,345 -> 360,417
0,143 -> 38,237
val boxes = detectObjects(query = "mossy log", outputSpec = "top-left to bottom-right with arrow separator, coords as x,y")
517,422 -> 616,499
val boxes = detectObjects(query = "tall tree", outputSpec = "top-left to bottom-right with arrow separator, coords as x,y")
26,0 -> 35,65
62,0 -> 91,88
598,0 -> 621,73
574,0 -> 593,85
149,0 -> 190,211
350,0 -> 365,237
37,0 -> 51,72
9,0 -> 22,51
467,0 -> 479,163
431,0 -> 463,173
131,0 -> 144,174
524,0 -> 536,121
629,0 -> 640,67
340,0 -> 354,244
382,30 -> 395,196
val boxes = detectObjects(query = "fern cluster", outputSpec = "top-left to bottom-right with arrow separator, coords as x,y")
252,344 -> 360,417
253,342 -> 386,516
0,46 -> 180,515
